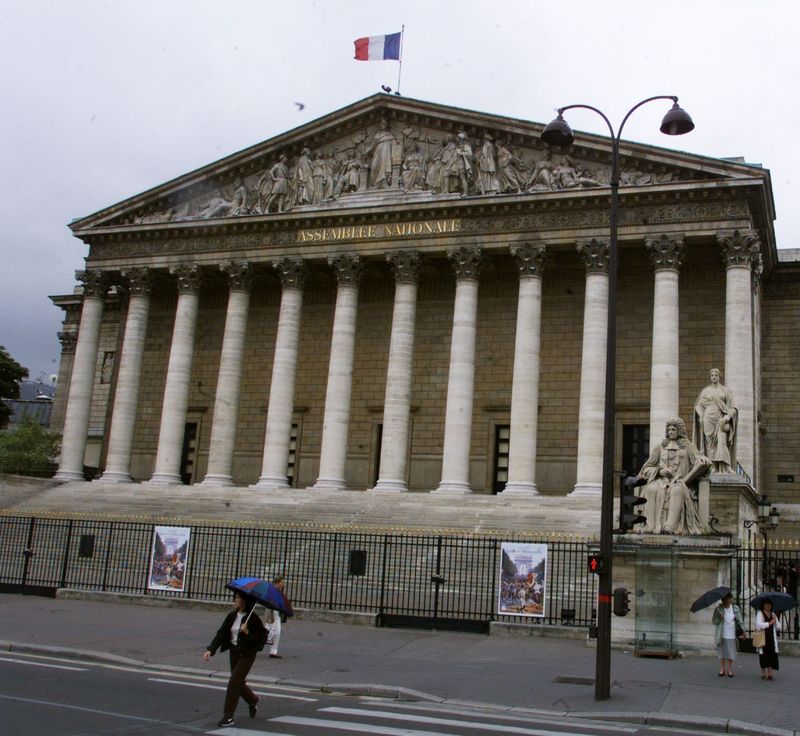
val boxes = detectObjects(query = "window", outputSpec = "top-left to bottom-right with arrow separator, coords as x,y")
287,422 -> 299,487
622,424 -> 650,477
492,424 -> 510,494
180,423 -> 198,485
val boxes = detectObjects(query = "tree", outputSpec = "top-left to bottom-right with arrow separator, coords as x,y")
0,414 -> 60,476
0,345 -> 29,429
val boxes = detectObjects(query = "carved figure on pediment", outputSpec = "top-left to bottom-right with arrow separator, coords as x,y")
401,126 -> 421,157
496,140 -> 527,194
368,117 -> 398,188
620,159 -> 655,187
323,150 -> 337,200
554,155 -> 601,189
259,154 -> 290,213
475,133 -> 500,195
425,135 -> 450,193
290,147 -> 314,207
311,151 -> 330,205
527,149 -> 557,191
401,143 -> 427,191
333,150 -> 363,197
199,177 -> 250,219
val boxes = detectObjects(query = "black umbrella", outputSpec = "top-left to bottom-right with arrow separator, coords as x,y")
690,586 -> 731,613
749,591 -> 798,614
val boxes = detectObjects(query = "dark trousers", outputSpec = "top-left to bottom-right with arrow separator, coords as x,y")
223,647 -> 257,716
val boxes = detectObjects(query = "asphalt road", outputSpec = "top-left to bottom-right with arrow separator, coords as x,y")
0,649 -> 760,736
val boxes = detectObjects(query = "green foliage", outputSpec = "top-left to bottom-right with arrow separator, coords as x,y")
0,345 -> 29,429
0,414 -> 60,476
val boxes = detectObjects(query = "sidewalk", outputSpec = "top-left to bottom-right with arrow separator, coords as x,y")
0,591 -> 796,735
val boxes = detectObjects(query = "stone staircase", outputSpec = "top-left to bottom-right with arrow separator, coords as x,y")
0,476 -> 602,538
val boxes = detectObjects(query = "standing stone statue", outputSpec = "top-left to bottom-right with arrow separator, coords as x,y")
291,148 -> 314,207
475,133 -> 499,195
693,368 -> 738,474
635,417 -> 711,535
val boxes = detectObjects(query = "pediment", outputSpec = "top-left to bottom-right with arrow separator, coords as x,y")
71,95 -> 763,232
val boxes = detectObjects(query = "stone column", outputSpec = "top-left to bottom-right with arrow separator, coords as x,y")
501,243 -> 546,497
100,268 -> 152,482
719,230 -> 760,480
50,330 -> 78,432
254,258 -> 307,489
645,235 -> 685,449
312,254 -> 362,490
434,246 -> 483,495
149,264 -> 202,484
570,239 -> 609,496
54,271 -> 108,481
200,262 -> 253,486
371,251 -> 420,493
752,254 -> 764,490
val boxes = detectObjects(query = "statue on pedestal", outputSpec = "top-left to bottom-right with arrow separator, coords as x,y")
636,417 -> 711,535
693,368 -> 738,474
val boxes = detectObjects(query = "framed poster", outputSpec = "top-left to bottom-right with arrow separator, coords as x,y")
497,542 -> 547,617
147,526 -> 191,592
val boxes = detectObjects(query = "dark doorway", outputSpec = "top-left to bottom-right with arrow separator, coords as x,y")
492,425 -> 510,494
180,423 -> 198,485
622,424 -> 649,476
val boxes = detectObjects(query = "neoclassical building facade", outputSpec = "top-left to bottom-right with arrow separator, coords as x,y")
49,95 -> 800,511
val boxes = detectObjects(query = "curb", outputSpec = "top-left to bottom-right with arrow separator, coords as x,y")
2,640 -> 793,736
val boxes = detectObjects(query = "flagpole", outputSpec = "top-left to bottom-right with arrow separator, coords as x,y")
396,25 -> 405,94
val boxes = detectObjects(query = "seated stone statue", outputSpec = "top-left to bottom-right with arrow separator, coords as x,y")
635,416 -> 711,535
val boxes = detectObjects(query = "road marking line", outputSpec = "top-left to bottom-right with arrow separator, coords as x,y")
0,657 -> 88,672
0,692 -> 205,731
148,677 -> 316,701
272,716 -> 466,735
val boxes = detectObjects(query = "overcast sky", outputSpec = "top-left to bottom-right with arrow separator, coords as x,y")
2,1 -> 798,382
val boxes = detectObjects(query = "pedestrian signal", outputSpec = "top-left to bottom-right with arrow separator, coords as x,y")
619,475 -> 647,532
613,587 -> 631,616
588,554 -> 606,575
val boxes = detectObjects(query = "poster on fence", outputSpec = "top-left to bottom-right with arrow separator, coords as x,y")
497,542 -> 547,617
147,526 -> 191,592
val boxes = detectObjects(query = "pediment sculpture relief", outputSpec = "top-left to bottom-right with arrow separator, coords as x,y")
121,117 -> 707,226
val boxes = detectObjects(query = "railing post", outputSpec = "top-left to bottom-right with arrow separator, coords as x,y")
379,533 -> 389,621
21,517 -> 36,589
60,519 -> 74,588
101,522 -> 113,591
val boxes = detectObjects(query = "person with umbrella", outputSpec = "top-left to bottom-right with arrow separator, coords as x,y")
202,591 -> 267,728
711,592 -> 744,677
753,594 -> 785,680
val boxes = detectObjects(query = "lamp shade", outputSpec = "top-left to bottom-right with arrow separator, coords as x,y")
660,103 -> 695,136
541,114 -> 574,147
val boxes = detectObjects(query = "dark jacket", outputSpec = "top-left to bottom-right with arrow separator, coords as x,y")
206,609 -> 267,656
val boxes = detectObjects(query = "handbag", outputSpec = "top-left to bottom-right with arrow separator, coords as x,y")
751,628 -> 766,648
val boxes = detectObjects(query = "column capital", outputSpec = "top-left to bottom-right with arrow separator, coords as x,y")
58,331 -> 78,354
328,253 -> 363,285
645,234 -> 685,271
576,239 -> 609,274
386,250 -> 421,283
220,260 -> 253,292
447,246 -> 483,280
76,269 -> 108,298
273,257 -> 307,289
717,229 -> 760,269
510,243 -> 547,278
121,267 -> 152,296
170,263 -> 202,293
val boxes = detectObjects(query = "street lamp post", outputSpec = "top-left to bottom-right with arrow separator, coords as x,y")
744,496 -> 780,587
541,96 -> 694,701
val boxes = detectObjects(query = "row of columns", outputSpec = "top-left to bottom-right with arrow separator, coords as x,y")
54,229 -> 762,491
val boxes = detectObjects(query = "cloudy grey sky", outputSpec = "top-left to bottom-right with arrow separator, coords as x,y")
2,1 -> 797,381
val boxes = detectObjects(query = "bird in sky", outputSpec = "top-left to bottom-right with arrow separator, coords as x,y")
294,101 -> 305,110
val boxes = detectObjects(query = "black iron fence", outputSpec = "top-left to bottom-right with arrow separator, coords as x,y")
0,515 -> 598,633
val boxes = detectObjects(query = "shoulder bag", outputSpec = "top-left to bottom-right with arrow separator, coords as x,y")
751,628 -> 766,648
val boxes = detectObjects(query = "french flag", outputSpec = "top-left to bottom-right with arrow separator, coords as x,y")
354,32 -> 401,61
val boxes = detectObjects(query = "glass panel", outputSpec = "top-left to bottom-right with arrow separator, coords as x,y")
634,548 -> 675,656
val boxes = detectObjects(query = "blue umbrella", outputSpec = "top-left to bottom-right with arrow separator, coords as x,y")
749,591 -> 798,614
226,576 -> 293,617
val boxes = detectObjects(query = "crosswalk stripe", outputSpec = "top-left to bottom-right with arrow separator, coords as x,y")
350,702 -> 637,733
148,677 -> 316,701
272,716 -> 466,735
321,707 -> 614,736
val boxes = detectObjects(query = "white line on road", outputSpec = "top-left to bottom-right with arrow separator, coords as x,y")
0,692 -> 205,731
148,677 -> 317,701
0,656 -> 88,672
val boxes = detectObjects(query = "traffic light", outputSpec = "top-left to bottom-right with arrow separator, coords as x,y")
613,587 -> 630,616
619,474 -> 647,532
588,554 -> 606,575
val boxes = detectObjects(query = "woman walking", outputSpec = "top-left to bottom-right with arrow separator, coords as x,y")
754,598 -> 781,680
203,592 -> 267,728
711,593 -> 744,677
